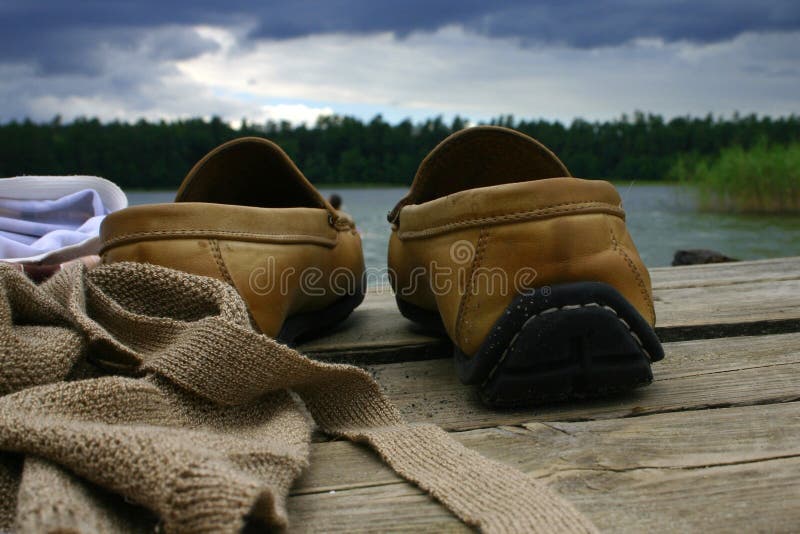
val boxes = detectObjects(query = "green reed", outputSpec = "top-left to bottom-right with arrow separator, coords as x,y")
672,141 -> 800,213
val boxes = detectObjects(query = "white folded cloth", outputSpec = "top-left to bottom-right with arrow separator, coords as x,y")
0,176 -> 127,263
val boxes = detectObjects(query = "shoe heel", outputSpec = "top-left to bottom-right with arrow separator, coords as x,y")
455,282 -> 664,407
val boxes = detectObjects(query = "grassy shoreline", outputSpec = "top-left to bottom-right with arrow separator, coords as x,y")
671,142 -> 800,214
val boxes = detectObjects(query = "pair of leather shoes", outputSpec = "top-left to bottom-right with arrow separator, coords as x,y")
101,127 -> 663,406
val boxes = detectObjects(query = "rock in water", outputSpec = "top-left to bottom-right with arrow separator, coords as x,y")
672,249 -> 739,266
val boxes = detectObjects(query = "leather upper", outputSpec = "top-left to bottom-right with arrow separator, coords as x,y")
101,137 -> 364,337
388,127 -> 655,357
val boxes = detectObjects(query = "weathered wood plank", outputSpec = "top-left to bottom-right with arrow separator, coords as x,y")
288,457 -> 800,533
286,260 -> 800,531
649,255 -> 800,288
291,403 -> 800,530
290,483 -> 467,533
295,401 -> 800,495
654,278 -> 800,341
357,333 -> 800,432
570,456 -> 800,533
298,257 -> 800,363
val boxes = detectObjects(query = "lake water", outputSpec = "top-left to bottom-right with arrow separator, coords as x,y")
128,185 -> 800,273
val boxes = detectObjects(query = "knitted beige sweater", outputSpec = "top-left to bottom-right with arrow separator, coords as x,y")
0,262 -> 596,533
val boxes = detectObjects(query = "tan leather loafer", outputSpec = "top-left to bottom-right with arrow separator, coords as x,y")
388,126 -> 664,406
101,137 -> 365,343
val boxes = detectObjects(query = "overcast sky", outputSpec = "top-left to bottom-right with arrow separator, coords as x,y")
1,1 -> 798,125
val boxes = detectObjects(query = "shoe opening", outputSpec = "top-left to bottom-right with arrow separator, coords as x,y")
389,127 -> 572,221
175,137 -> 327,209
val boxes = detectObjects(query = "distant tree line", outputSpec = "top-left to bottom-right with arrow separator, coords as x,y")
0,112 -> 797,189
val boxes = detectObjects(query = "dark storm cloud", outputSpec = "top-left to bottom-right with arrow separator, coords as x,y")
470,1 -> 800,47
0,2 -> 224,75
1,0 -> 798,75
246,0 -> 800,46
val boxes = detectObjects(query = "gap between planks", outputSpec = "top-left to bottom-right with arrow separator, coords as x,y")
289,388 -> 800,532
298,257 -> 800,363
288,456 -> 800,533
294,400 -> 800,495
355,332 -> 800,432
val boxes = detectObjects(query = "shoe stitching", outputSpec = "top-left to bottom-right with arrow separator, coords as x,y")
399,202 -> 624,239
208,239 -> 235,287
101,229 -> 338,251
454,229 -> 488,350
481,301 -> 653,387
609,227 -> 656,324
206,238 -> 266,332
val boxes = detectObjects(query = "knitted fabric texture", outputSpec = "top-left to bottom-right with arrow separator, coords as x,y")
0,262 -> 596,533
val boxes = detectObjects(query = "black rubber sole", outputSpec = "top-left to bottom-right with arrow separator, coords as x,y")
277,283 -> 365,345
398,282 -> 664,407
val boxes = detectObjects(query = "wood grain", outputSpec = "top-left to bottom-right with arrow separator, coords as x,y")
287,259 -> 800,533
359,332 -> 800,432
288,457 -> 800,533
290,401 -> 800,532
649,255 -> 800,288
295,401 -> 800,495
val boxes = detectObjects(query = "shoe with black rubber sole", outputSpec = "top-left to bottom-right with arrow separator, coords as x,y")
398,282 -> 663,407
277,284 -> 366,345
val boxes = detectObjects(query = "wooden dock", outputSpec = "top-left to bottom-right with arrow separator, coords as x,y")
293,256 -> 800,532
